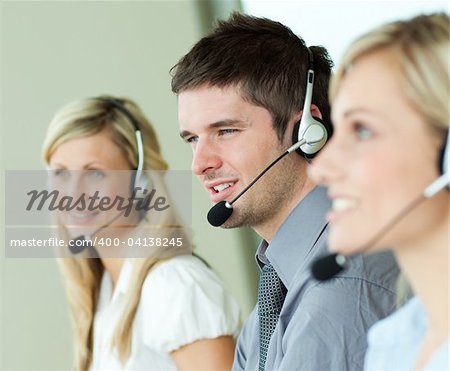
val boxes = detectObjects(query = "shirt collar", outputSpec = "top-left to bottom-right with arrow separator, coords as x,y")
108,259 -> 134,304
256,186 -> 330,288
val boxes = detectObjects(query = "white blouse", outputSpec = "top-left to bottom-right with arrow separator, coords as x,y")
91,255 -> 241,370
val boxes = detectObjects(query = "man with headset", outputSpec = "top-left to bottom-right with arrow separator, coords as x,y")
171,12 -> 399,370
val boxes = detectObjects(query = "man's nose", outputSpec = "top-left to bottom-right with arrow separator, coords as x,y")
191,138 -> 222,176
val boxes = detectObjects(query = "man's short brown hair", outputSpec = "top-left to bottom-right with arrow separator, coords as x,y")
171,12 -> 334,141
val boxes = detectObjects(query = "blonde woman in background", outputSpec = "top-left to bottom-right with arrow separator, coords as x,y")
42,96 -> 240,371
309,13 -> 449,370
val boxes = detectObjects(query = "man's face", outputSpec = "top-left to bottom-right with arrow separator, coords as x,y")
178,84 -> 303,232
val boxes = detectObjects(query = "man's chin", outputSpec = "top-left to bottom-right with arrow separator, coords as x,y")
219,213 -> 249,229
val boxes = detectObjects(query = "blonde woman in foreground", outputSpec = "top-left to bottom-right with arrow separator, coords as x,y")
43,96 -> 240,370
309,13 -> 449,370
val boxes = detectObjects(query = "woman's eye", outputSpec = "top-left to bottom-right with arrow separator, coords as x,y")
53,169 -> 67,177
88,170 -> 105,178
354,123 -> 373,140
185,136 -> 198,144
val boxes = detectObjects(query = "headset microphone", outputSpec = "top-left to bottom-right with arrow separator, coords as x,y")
207,124 -> 326,227
311,129 -> 450,281
68,211 -> 125,254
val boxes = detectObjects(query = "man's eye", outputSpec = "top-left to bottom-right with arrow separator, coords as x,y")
218,128 -> 237,136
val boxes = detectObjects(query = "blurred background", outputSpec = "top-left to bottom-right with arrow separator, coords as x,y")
1,0 -> 447,369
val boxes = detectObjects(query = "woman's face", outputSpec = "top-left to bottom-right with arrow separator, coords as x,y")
309,50 -> 447,256
48,129 -> 137,238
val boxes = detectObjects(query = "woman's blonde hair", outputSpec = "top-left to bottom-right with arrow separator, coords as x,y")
43,95 -> 192,370
330,13 -> 449,305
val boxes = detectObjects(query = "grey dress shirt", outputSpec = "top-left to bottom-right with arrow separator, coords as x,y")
233,186 -> 399,371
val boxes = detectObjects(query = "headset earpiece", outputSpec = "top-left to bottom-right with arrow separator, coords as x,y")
293,47 -> 329,159
292,115 -> 329,159
131,170 -> 151,200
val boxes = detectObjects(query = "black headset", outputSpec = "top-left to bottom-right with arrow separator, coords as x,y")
97,97 -> 150,197
292,47 -> 330,159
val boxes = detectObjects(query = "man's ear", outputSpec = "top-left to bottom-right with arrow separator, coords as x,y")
293,104 -> 323,125
310,104 -> 323,120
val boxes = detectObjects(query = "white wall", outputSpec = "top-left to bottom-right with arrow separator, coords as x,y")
243,0 -> 449,66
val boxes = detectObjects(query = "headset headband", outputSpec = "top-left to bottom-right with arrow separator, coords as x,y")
95,97 -> 145,179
